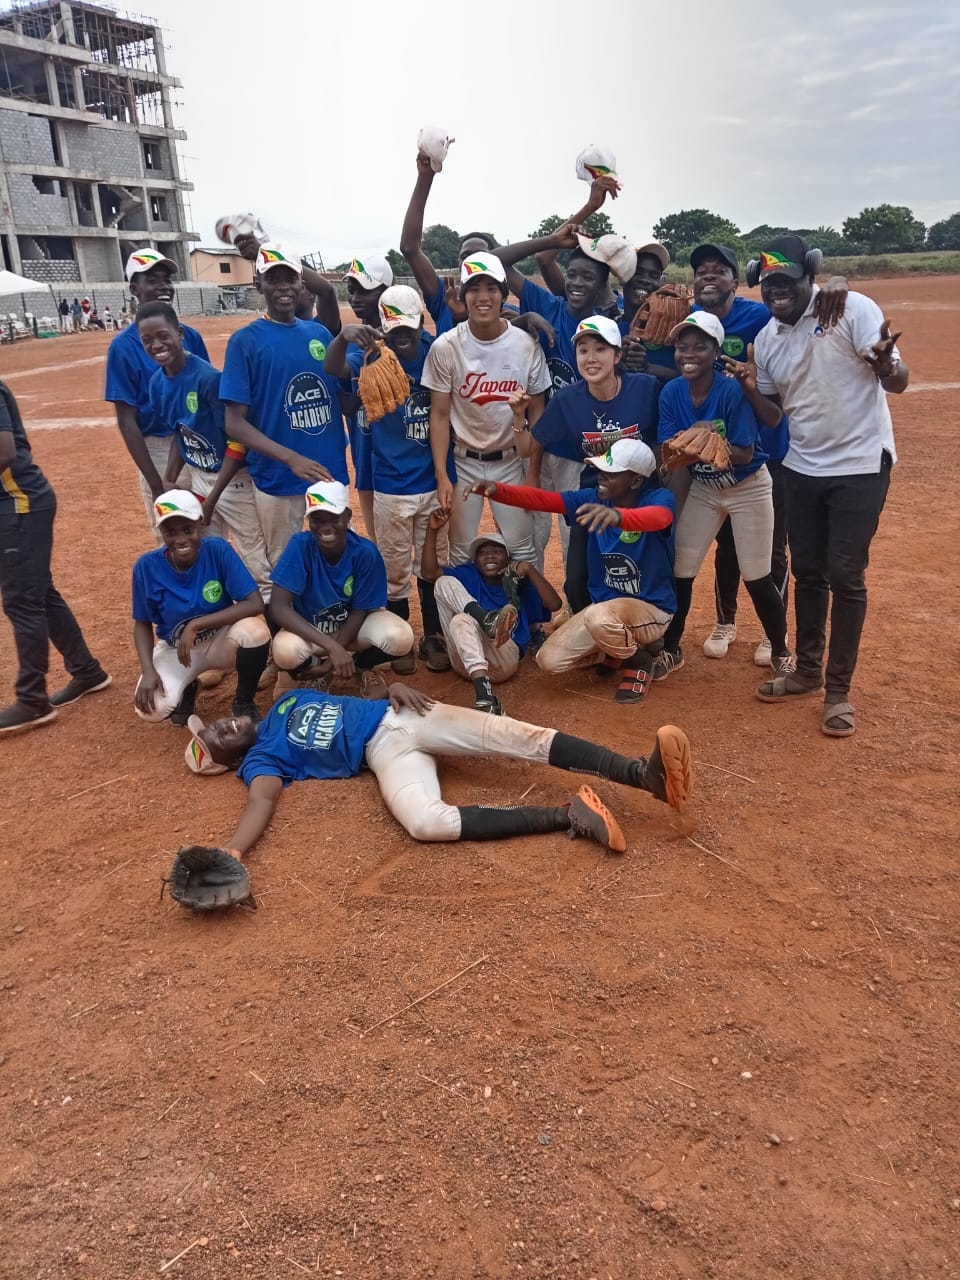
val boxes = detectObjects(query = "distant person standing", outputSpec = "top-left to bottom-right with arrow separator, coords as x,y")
70,297 -> 82,330
0,379 -> 110,733
80,297 -> 91,330
58,298 -> 71,333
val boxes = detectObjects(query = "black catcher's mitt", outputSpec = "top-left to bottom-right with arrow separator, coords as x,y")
164,845 -> 253,912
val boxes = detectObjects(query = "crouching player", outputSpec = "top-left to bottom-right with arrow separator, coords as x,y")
184,683 -> 694,856
132,490 -> 271,724
467,439 -> 676,704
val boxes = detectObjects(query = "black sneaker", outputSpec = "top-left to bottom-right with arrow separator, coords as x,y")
50,669 -> 112,707
418,635 -> 452,672
526,627 -> 547,658
567,785 -> 626,854
480,605 -> 517,648
231,699 -> 263,725
170,681 -> 198,726
0,701 -> 58,734
640,726 -> 692,811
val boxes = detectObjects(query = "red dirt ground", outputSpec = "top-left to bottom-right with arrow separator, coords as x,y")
1,277 -> 958,1279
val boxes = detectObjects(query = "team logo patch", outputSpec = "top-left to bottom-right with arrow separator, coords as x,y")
185,390 -> 199,413
585,164 -> 614,179
619,531 -> 641,544
201,579 -> 223,604
277,695 -> 297,715
722,336 -> 745,358
577,320 -> 603,336
760,250 -> 798,273
284,372 -> 333,434
461,259 -> 489,276
131,251 -> 160,268
305,489 -> 336,510
381,303 -> 407,320
343,574 -> 354,599
259,247 -> 287,265
308,338 -> 326,361
349,258 -> 366,276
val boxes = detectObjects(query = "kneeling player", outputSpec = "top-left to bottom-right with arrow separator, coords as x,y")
132,491 -> 271,724
184,683 -> 693,857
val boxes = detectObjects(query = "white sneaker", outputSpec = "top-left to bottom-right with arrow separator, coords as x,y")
703,623 -> 737,659
754,636 -> 772,667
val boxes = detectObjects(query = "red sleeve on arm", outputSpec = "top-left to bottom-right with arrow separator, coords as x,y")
616,504 -> 674,531
488,482 -> 566,513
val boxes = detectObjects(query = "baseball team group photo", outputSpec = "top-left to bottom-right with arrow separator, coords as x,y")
1,0 -> 957,1276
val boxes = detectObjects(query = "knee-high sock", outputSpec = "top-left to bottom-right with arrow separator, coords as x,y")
235,643 -> 270,701
548,732 -> 644,788
418,577 -> 441,637
458,805 -> 569,840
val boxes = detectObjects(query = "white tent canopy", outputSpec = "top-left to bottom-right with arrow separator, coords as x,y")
0,268 -> 50,296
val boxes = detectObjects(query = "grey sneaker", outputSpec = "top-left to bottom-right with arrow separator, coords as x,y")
651,648 -> 684,682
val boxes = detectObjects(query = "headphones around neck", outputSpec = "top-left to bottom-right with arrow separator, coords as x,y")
745,245 -> 823,289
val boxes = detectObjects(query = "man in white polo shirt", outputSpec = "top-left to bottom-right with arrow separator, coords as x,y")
748,235 -> 908,738
423,252 -> 551,565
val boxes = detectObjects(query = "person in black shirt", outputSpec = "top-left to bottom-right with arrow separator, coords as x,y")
0,381 -> 110,733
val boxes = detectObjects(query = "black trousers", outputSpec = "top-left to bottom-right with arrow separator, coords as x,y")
714,457 -> 789,624
784,455 -> 891,700
0,499 -> 100,710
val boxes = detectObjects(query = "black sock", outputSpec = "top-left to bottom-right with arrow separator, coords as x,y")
354,646 -> 393,671
624,647 -> 655,673
548,731 -> 644,788
386,598 -> 410,621
464,601 -> 488,627
744,575 -> 788,653
473,675 -> 495,703
418,577 -> 441,637
662,577 -> 693,652
235,643 -> 270,701
458,805 -> 569,841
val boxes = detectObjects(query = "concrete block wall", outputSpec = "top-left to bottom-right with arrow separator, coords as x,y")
60,121 -> 144,180
77,237 -> 123,281
21,258 -> 81,284
6,172 -> 70,224
0,108 -> 55,164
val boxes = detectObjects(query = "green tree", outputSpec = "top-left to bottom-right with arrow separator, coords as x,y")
740,224 -> 789,256
520,211 -> 616,272
385,248 -> 406,277
926,212 -> 960,250
842,204 -> 926,254
421,223 -> 461,269
653,209 -> 741,263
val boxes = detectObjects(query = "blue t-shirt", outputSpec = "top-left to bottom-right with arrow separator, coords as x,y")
520,279 -> 596,394
658,372 -> 767,488
271,529 -> 387,633
219,317 -> 346,496
148,354 -> 228,473
559,484 -> 676,615
105,322 -> 210,438
346,333 -> 454,496
237,689 -> 389,786
692,296 -> 788,461
533,372 -> 660,464
442,562 -> 544,652
132,536 -> 257,645
338,369 -> 374,491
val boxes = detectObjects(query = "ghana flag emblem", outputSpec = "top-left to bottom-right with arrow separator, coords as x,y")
461,258 -> 489,276
760,250 -> 798,272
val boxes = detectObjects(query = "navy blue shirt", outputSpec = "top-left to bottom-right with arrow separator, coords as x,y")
106,322 -> 209,438
237,689 -> 389,786
148,354 -> 229,473
658,372 -> 767,488
220,318 -> 346,495
533,372 -> 659,463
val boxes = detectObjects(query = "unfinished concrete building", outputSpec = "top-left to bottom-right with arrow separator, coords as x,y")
0,0 -> 197,286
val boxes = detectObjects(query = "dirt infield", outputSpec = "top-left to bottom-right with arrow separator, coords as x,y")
1,277 -> 958,1279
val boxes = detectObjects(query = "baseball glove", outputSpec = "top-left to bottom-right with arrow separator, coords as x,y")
661,426 -> 733,472
357,342 -> 411,422
163,845 -> 253,912
628,283 -> 693,347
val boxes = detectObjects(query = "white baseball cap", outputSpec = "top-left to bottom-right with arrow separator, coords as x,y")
125,248 -> 178,281
467,532 -> 509,560
460,252 -> 506,286
573,316 -> 623,349
343,254 -> 394,291
184,714 -> 230,776
378,285 -> 424,332
670,311 -> 726,346
575,233 -> 637,284
589,439 -> 657,478
256,243 -> 302,276
305,480 -> 350,516
154,489 -> 203,525
635,242 -> 671,272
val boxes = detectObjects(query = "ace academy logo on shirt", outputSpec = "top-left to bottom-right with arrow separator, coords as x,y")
457,371 -> 523,406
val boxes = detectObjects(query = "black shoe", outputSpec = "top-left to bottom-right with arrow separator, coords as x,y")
473,675 -> 503,715
50,669 -> 112,707
614,665 -> 651,704
418,635 -> 452,672
170,681 -> 198,726
526,627 -> 547,658
231,698 -> 263,725
0,701 -> 58,734
640,726 -> 693,811
390,650 -> 417,675
567,785 -> 626,854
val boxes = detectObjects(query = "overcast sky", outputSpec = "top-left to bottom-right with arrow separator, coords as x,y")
146,0 -> 959,265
